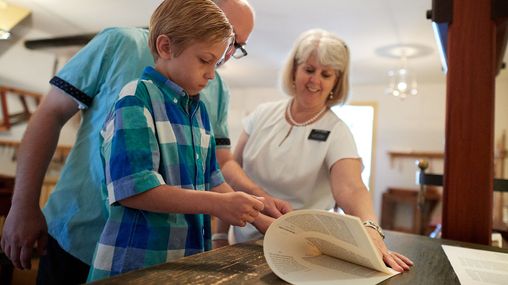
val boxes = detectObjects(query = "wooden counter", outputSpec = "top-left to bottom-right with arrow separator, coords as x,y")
90,230 -> 508,285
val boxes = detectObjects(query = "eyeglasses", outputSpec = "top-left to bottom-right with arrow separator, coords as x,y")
232,42 -> 248,59
216,40 -> 248,67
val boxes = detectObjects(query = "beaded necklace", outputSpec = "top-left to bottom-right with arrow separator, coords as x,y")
279,99 -> 328,146
286,99 -> 328,126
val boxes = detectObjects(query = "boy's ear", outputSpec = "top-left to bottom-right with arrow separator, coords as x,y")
156,35 -> 172,60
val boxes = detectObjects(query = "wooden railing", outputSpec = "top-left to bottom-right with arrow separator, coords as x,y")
0,85 -> 43,131
0,138 -> 72,164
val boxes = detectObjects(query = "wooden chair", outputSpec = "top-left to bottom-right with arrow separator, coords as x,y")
0,86 -> 42,131
380,187 -> 440,235
417,160 -> 508,242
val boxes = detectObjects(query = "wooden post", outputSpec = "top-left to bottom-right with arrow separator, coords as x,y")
442,0 -> 496,244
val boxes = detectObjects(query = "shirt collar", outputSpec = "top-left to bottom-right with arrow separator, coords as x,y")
142,66 -> 187,97
141,66 -> 201,110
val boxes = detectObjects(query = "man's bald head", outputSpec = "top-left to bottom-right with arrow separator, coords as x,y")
214,0 -> 254,45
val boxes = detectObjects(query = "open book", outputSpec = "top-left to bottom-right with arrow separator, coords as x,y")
263,209 -> 399,285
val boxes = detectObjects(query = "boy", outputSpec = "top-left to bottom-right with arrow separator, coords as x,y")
87,0 -> 264,281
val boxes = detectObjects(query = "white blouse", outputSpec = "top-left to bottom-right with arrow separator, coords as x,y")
233,99 -> 361,243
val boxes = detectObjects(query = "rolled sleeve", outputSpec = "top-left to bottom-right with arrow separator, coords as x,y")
209,169 -> 225,188
107,170 -> 165,205
201,72 -> 230,148
213,81 -> 230,148
52,29 -> 113,107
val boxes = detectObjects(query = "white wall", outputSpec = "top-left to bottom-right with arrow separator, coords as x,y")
351,82 -> 447,214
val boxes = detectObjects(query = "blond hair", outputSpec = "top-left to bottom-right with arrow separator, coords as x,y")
149,0 -> 233,60
281,29 -> 350,106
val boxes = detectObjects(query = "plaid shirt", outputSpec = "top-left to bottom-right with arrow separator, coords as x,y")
88,67 -> 224,281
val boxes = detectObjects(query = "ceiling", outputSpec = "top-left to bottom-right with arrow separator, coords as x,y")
4,0 -> 508,89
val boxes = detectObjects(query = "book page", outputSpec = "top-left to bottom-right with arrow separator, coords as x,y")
442,245 -> 508,285
263,209 -> 399,285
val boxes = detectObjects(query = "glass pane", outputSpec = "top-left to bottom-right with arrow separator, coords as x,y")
331,104 -> 375,191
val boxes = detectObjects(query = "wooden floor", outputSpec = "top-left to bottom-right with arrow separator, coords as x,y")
9,258 -> 38,285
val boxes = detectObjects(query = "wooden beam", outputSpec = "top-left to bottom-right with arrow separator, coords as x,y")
442,0 -> 496,244
24,34 -> 96,50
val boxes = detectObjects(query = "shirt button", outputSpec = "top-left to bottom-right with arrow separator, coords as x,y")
173,98 -> 178,103
196,154 -> 199,159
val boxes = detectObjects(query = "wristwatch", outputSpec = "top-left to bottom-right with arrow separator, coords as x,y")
362,220 -> 385,239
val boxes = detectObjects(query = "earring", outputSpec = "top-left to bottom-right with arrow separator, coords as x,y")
328,92 -> 334,99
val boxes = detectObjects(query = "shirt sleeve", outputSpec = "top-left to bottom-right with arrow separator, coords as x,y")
50,28 -> 119,108
51,27 -> 151,109
102,82 -> 165,205
212,73 -> 231,148
325,120 -> 361,170
242,104 -> 262,136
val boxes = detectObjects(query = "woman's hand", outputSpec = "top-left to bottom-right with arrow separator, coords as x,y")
366,229 -> 414,272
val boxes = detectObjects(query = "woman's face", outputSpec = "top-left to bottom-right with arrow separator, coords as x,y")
293,52 -> 338,109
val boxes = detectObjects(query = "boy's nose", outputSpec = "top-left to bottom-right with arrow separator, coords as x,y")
206,69 -> 215,80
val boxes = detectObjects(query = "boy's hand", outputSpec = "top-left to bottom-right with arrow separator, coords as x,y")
215,192 -> 264,226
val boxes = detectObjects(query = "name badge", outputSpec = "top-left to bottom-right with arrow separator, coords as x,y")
308,129 -> 330,141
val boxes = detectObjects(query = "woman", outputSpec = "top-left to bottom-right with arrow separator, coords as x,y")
228,28 -> 413,271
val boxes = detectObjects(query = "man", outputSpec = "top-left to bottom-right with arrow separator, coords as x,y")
1,1 -> 291,284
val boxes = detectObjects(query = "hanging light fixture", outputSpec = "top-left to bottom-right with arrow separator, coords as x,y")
376,44 -> 433,100
385,55 -> 418,99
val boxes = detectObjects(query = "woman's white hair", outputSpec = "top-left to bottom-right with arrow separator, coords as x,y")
280,29 -> 350,106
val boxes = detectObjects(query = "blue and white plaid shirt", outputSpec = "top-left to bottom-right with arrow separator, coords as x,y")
88,66 -> 225,281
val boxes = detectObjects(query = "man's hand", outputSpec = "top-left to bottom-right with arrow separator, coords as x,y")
251,214 -> 275,234
216,147 -> 292,219
1,204 -> 48,270
260,195 -> 292,218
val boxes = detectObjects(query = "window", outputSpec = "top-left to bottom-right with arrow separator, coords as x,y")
331,103 -> 376,191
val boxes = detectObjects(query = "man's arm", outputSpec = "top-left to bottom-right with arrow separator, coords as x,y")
217,133 -> 292,218
1,87 -> 78,270
212,132 -> 292,248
